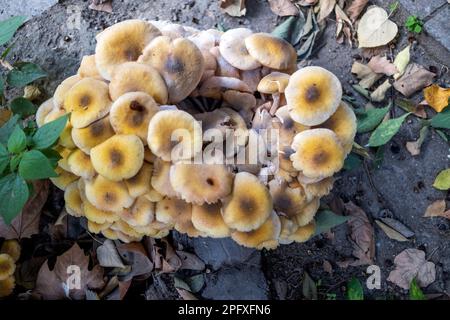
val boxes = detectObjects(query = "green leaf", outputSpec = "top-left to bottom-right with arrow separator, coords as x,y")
346,277 -> 364,300
0,173 -> 29,224
18,150 -> 57,180
302,271 -> 317,300
435,129 -> 449,142
414,24 -> 422,33
357,106 -> 390,133
32,114 -> 68,150
0,114 -> 19,144
0,143 -> 9,174
409,278 -> 426,300
10,97 -> 36,118
433,169 -> 450,190
0,16 -> 26,47
352,84 -> 371,100
271,14 -> 306,46
367,113 -> 410,147
343,152 -> 362,171
315,210 -> 349,235
6,62 -> 47,87
9,153 -> 21,171
373,145 -> 385,169
7,125 -> 26,153
430,107 -> 450,129
0,78 -> 4,97
41,148 -> 62,167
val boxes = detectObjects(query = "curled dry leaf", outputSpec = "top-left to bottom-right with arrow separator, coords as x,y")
393,45 -> 410,79
380,217 -> 415,238
97,239 -> 126,268
220,0 -> 246,17
351,61 -> 382,89
375,220 -> 408,242
371,79 -> 391,102
298,0 -> 318,6
368,55 -> 398,76
406,125 -> 428,156
335,4 -> 353,45
317,0 -> 337,23
393,63 -> 436,97
117,242 -> 153,281
423,84 -> 450,113
357,6 -> 398,48
387,248 -> 436,289
268,0 -> 299,17
346,0 -> 369,22
396,98 -> 427,118
424,199 -> 450,219
89,0 -> 113,13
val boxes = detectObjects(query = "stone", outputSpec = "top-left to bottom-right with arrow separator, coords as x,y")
398,0 -> 447,19
0,0 -> 58,21
424,6 -> 450,51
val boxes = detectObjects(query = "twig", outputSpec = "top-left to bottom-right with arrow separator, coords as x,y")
0,59 -> 13,71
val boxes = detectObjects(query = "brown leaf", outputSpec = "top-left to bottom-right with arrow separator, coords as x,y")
424,200 -> 450,219
396,98 -> 427,118
351,61 -> 382,89
0,180 -> 49,239
375,220 -> 409,242
220,0 -> 246,17
370,79 -> 391,102
361,45 -> 389,59
298,0 -> 318,6
89,0 -> 113,13
345,0 -> 369,22
97,240 -> 125,268
176,250 -> 206,271
387,248 -> 436,289
117,242 -> 153,280
317,0 -> 336,22
35,243 -> 105,300
323,260 -> 333,274
268,0 -> 299,16
393,63 -> 436,97
367,55 -> 398,76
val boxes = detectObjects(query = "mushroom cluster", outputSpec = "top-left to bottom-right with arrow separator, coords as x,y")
0,240 -> 20,297
39,20 -> 356,249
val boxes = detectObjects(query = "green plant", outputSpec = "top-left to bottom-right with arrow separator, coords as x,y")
409,278 -> 426,300
0,16 -> 67,224
405,15 -> 423,34
346,277 -> 364,300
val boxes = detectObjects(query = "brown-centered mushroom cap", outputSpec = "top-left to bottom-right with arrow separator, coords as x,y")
219,28 -> 261,71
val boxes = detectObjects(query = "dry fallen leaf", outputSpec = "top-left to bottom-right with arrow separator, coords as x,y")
97,240 -> 126,268
35,243 -> 105,300
424,200 -> 450,219
406,125 -> 428,156
298,0 -> 318,6
393,63 -> 436,97
89,0 -> 113,13
357,6 -> 398,48
335,4 -> 353,45
177,288 -> 198,300
117,242 -> 153,281
268,0 -> 299,16
317,0 -> 337,23
351,61 -> 382,89
371,79 -> 392,102
423,84 -> 450,113
323,260 -> 333,274
387,248 -> 436,289
393,45 -> 410,79
176,250 -> 206,271
220,0 -> 246,17
346,0 -> 369,22
368,55 -> 398,76
375,220 -> 409,242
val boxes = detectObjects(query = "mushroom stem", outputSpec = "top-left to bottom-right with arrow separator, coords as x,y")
269,93 -> 281,115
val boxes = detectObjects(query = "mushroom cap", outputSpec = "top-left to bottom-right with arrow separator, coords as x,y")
294,197 -> 320,227
0,240 -> 21,263
110,220 -> 143,240
87,220 -> 112,234
245,33 -> 297,70
110,92 -> 159,143
91,134 -> 144,181
64,181 -> 84,217
151,158 -> 178,198
144,188 -> 164,202
71,116 -> 115,155
36,98 -> 55,127
119,195 -> 155,227
290,129 -> 345,179
43,107 -> 66,125
301,177 -> 334,202
139,36 -> 205,103
209,46 -> 240,78
95,19 -> 162,80
257,72 -> 290,94
64,77 -> 112,128
191,203 -> 231,238
222,172 -> 273,232
288,220 -> 316,243
83,199 -> 120,224
144,147 -> 157,163
59,122 -> 76,149
155,197 -> 191,225
125,162 -> 153,198
286,66 -> 342,126
231,212 -> 281,250
77,55 -> 102,80
170,163 -> 233,205
50,167 -> 78,191
147,110 -> 202,162
0,254 -> 15,281
223,90 -> 257,110
173,203 -> 204,237
314,101 -> 356,154
109,62 -> 168,104
274,105 -> 309,147
268,179 -> 307,217
85,175 -> 134,212
53,75 -> 81,110
219,28 -> 261,71
67,149 -> 96,179
55,146 -> 73,172
278,216 -> 299,245
101,228 -> 119,240
0,276 -> 15,298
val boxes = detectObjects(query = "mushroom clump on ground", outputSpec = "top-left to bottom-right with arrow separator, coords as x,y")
0,240 -> 20,298
40,19 -> 356,249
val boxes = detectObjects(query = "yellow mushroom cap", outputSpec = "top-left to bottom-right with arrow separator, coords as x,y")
222,172 -> 273,232
110,220 -> 143,240
257,72 -> 290,94
151,158 -> 178,198
268,179 -> 307,217
125,162 -> 153,198
59,123 -> 76,149
36,98 -> 55,127
0,254 -> 15,281
294,197 -> 320,227
147,110 -> 202,162
91,134 -> 144,181
118,195 -> 155,227
155,197 -> 191,225
83,199 -> 121,224
219,28 -> 261,71
314,101 -> 357,154
144,188 -> 164,203
191,203 -> 231,238
173,203 -> 204,237
67,149 -> 96,179
71,116 -> 115,155
77,55 -> 102,79
95,19 -> 162,80
110,91 -> 159,143
274,105 -> 310,148
109,62 -> 168,104
290,129 -> 345,179
0,240 -> 21,263
231,212 -> 281,250
50,167 -> 78,191
43,107 -> 66,125
288,220 -> 316,243
55,146 -> 73,172
53,75 -> 81,110
301,177 -> 334,202
64,181 -> 84,217
64,77 -> 112,128
169,163 -> 233,205
139,36 -> 205,103
0,276 -> 15,298
87,220 -> 112,234
101,228 -> 119,240
85,175 -> 134,212
286,66 -> 342,126
245,33 -> 297,70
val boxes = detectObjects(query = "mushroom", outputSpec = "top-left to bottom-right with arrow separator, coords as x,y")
288,221 -> 316,243
169,163 -> 233,205
95,19 -> 162,80
119,195 -> 155,227
64,181 -> 84,217
245,33 -> 297,71
101,228 -> 119,240
151,158 -> 178,198
83,199 -> 120,224
231,212 -> 281,249
110,220 -> 143,241
219,28 -> 261,71
0,254 -> 15,281
0,241 -> 20,263
285,66 -> 342,126
109,62 -> 168,104
138,36 -> 205,103
125,162 -> 153,198
87,220 -> 112,234
55,146 -> 73,171
268,179 -> 307,217
0,276 -> 15,298
64,77 -> 112,128
240,68 -> 262,92
258,72 -> 291,115
191,203 -> 231,238
67,149 -> 96,179
278,216 -> 299,245
36,98 -> 54,127
198,76 -> 252,99
84,175 -> 134,212
110,92 -> 159,143
209,46 -> 240,78
173,203 -> 204,237
222,171 -> 273,232
155,197 -> 190,226
144,187 -> 164,202
50,167 -> 78,191
294,197 -> 320,227
223,90 -> 257,111
77,55 -> 102,80
301,177 -> 334,202
71,116 -> 115,155
147,110 -> 202,162
90,134 -> 144,181
53,75 -> 81,110
290,129 -> 345,179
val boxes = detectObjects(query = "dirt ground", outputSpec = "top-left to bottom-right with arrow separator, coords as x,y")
3,0 -> 450,300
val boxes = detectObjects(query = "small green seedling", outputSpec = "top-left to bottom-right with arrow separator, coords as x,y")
405,15 -> 423,34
